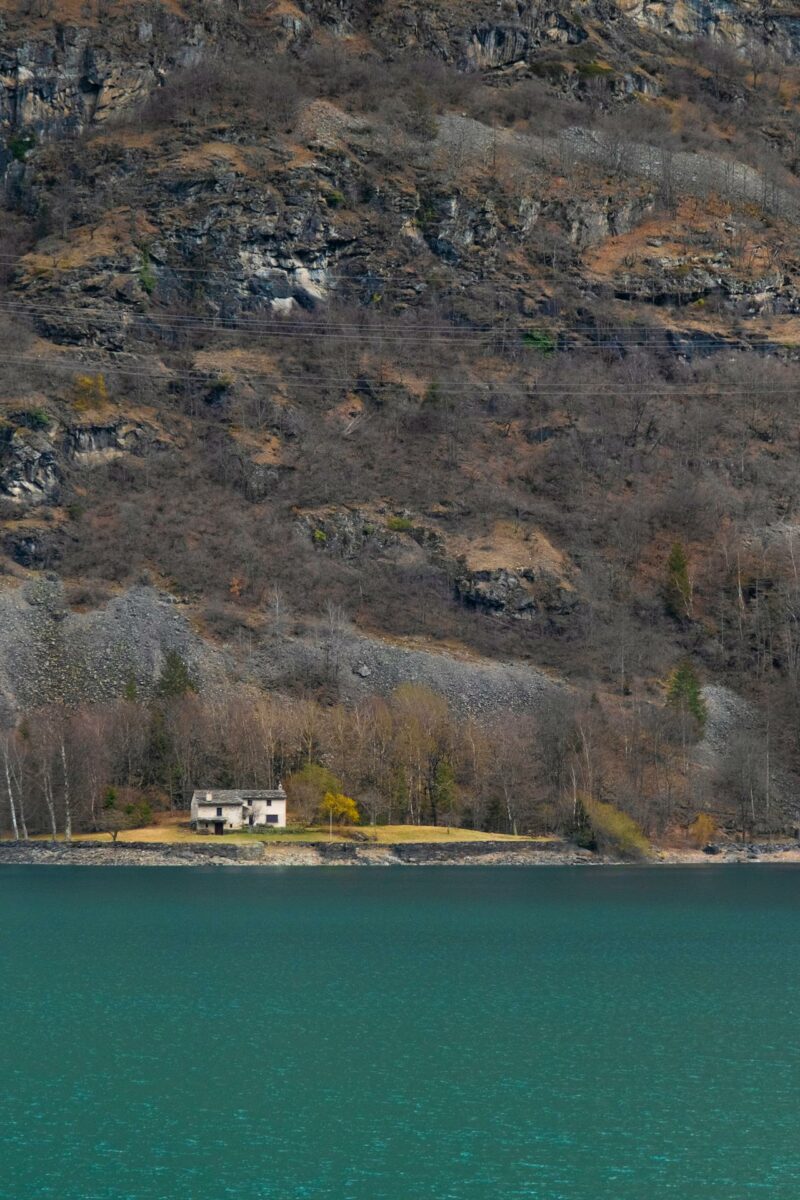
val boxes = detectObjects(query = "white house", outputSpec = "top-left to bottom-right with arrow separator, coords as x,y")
190,788 -> 287,834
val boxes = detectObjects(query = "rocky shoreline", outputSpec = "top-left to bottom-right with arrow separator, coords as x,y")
0,840 -> 799,868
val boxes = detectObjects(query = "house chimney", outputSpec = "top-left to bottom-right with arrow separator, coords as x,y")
206,791 -> 212,802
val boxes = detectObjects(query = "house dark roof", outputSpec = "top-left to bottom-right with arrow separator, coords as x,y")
192,788 -> 286,806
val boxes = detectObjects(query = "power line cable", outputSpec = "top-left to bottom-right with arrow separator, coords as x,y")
0,298 -> 791,352
5,349 -> 800,399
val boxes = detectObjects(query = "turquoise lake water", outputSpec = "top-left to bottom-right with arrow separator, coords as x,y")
1,866 -> 799,1199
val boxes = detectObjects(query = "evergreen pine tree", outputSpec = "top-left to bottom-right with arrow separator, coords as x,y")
156,649 -> 196,699
667,661 -> 707,729
666,541 -> 692,618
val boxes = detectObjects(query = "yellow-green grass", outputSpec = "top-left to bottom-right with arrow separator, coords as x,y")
20,817 -> 551,846
364,825 -> 551,844
27,825 -> 332,845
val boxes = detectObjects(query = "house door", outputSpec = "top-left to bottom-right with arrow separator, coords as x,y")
213,821 -> 224,836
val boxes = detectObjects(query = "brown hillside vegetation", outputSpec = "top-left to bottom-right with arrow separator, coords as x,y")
1,0 -> 800,842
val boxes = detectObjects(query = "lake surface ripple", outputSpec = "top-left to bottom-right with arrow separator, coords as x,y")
1,865 -> 799,1199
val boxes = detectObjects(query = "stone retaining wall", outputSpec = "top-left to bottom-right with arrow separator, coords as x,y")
0,838 -> 576,867
6,839 -> 794,868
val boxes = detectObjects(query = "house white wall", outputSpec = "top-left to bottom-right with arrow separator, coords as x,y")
250,797 -> 287,828
193,801 -> 244,830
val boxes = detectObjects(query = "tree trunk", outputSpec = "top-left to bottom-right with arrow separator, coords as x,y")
3,750 -> 19,842
60,736 -> 72,844
42,767 -> 57,843
503,786 -> 517,836
89,772 -> 99,831
17,786 -> 28,841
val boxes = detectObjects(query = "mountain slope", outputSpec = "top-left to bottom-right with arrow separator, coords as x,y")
1,0 -> 799,837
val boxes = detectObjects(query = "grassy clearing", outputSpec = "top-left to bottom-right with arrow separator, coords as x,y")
30,824 -> 333,846
23,815 -> 548,846
364,825 -> 550,844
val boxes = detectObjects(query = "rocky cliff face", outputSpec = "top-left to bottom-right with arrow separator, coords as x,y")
0,410 -> 166,507
0,4 -> 192,152
0,0 -> 793,159
618,0 -> 800,52
0,423 -> 59,503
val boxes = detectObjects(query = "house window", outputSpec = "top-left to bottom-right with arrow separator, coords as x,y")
267,814 -> 279,824
216,806 -> 222,817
